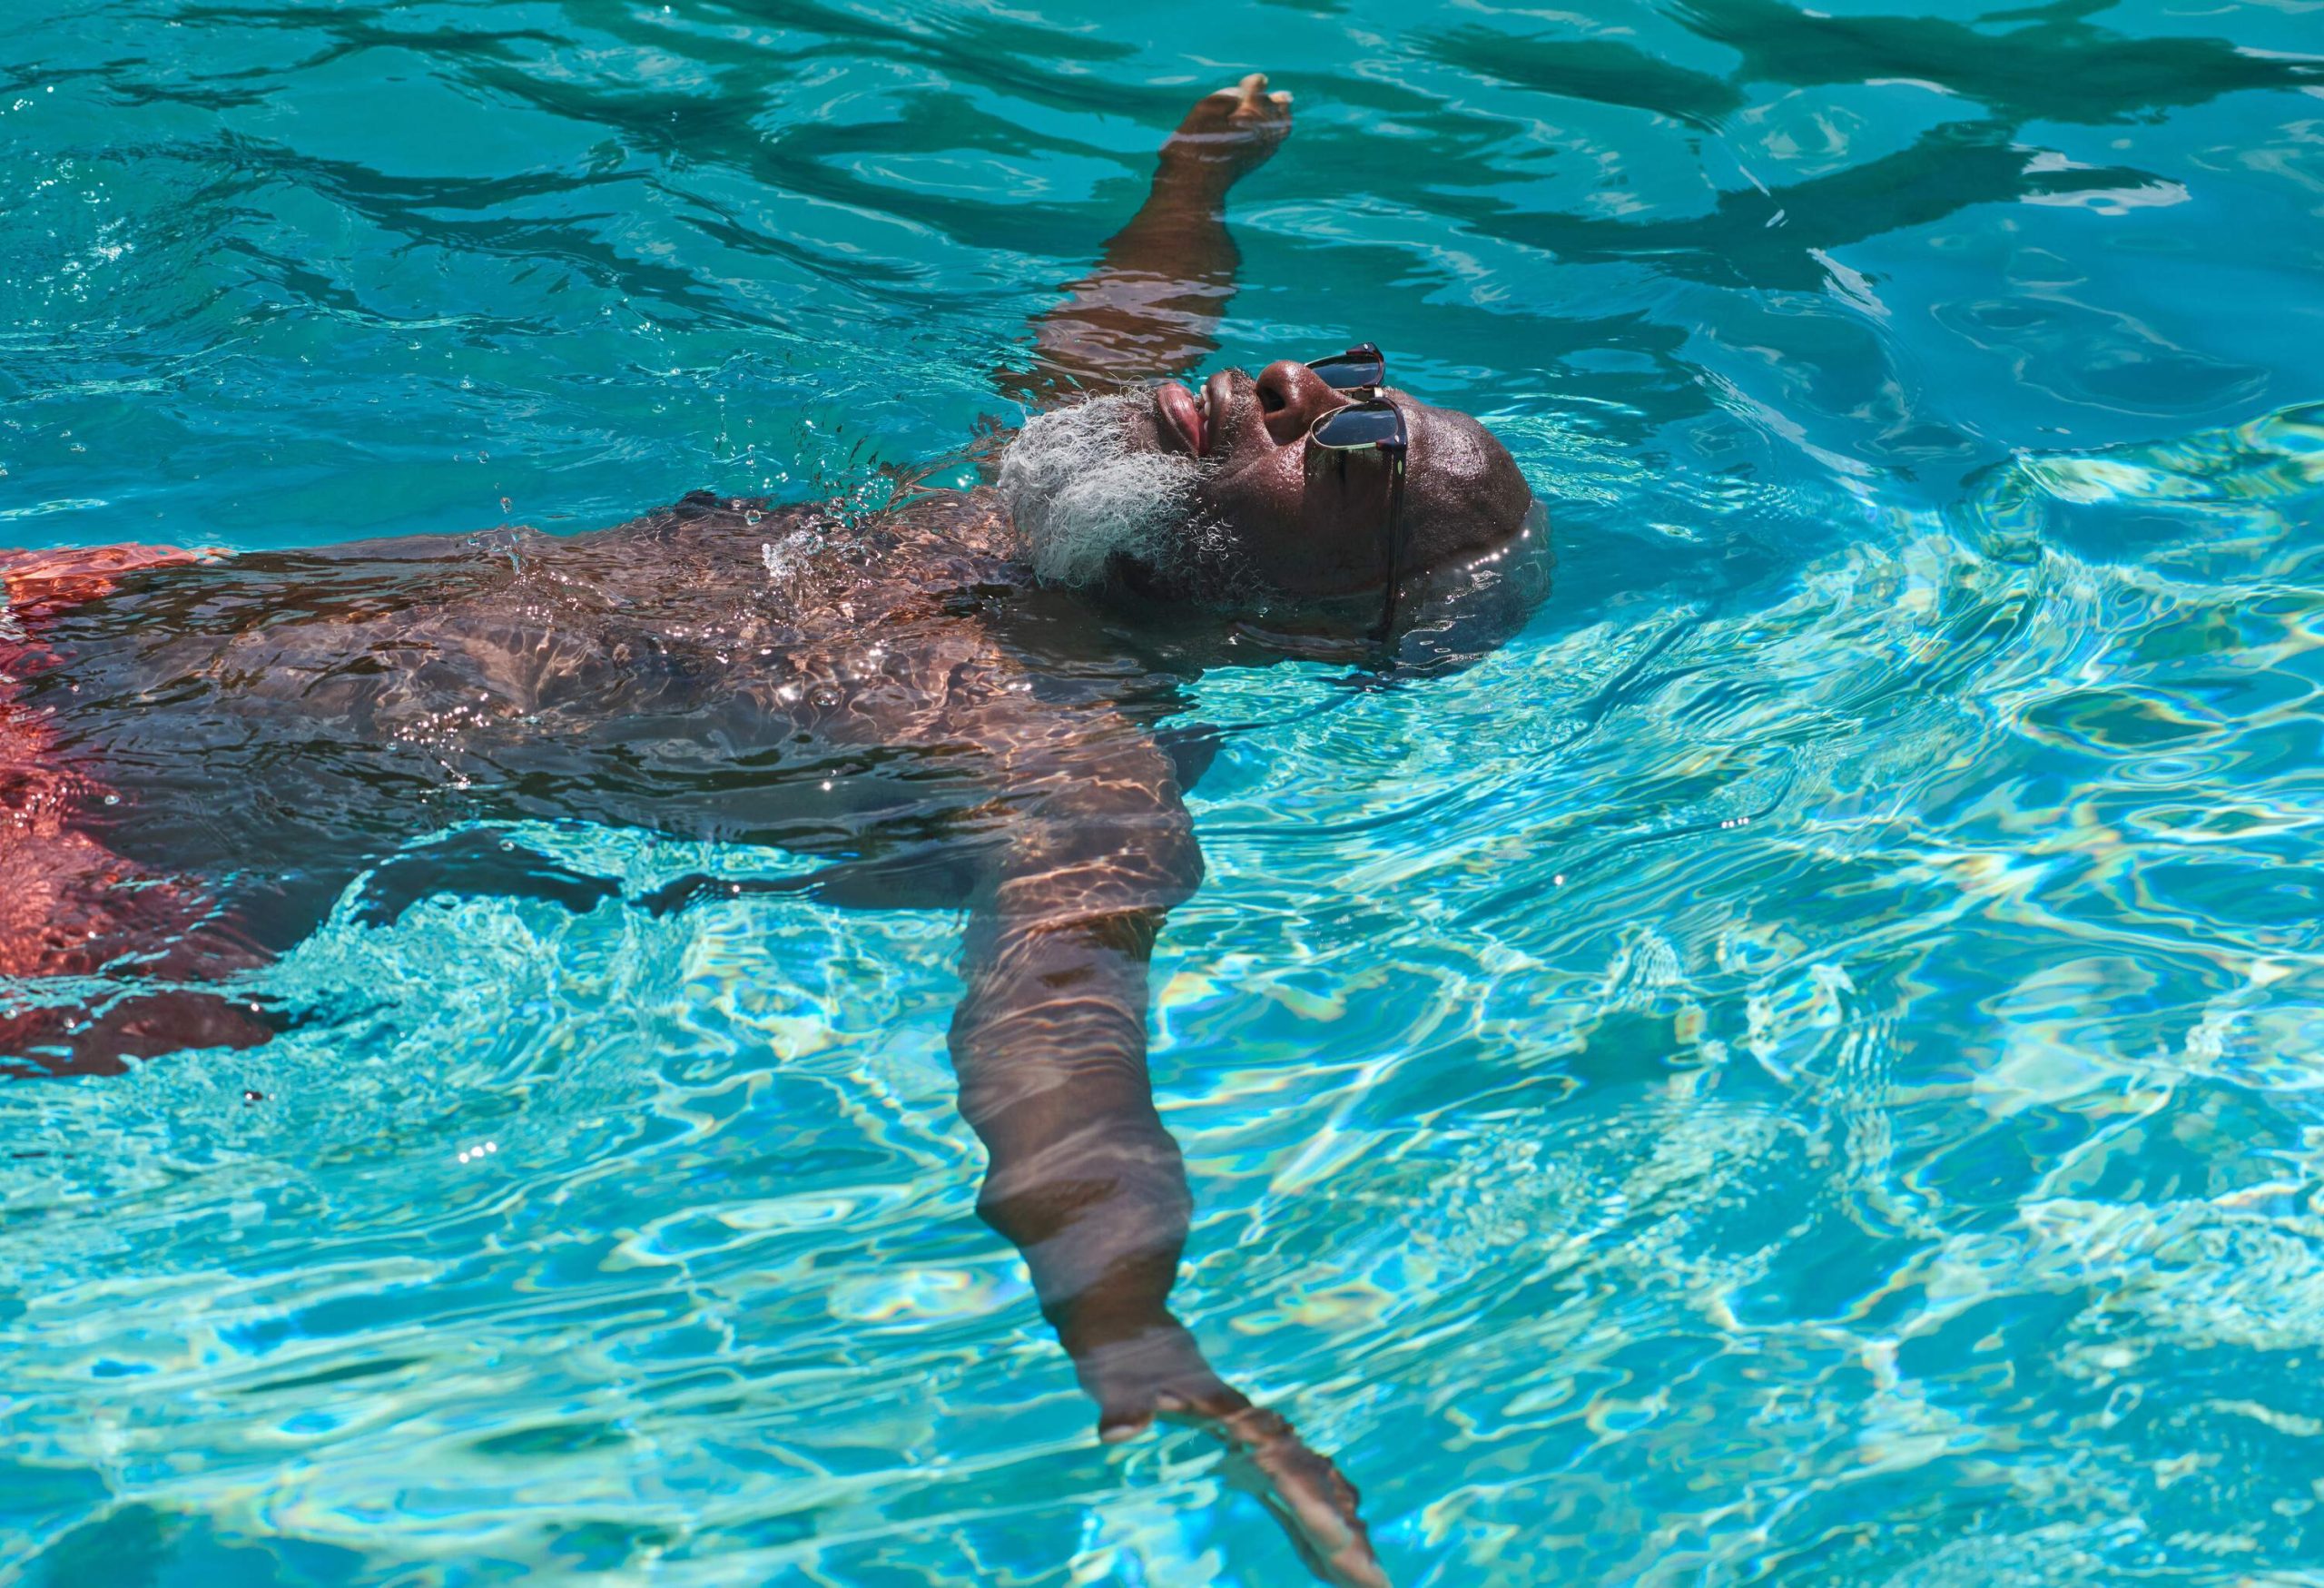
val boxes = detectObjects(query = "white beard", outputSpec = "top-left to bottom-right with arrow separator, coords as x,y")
997,394 -> 1210,590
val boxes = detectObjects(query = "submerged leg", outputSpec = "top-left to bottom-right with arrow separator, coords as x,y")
354,829 -> 622,927
1,544 -> 275,1077
0,763 -> 277,1078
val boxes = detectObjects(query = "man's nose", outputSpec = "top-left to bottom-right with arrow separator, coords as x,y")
1254,360 -> 1351,446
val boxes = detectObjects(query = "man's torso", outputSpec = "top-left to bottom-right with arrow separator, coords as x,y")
9,487 -> 1195,960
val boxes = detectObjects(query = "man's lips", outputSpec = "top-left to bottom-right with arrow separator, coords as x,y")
1155,380 -> 1206,457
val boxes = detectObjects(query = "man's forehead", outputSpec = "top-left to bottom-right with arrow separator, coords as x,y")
1413,402 -> 1497,468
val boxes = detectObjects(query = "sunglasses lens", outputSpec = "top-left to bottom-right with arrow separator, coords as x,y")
1307,350 -> 1386,390
1312,402 -> 1405,449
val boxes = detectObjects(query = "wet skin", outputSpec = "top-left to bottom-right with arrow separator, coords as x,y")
0,76 -> 1536,1588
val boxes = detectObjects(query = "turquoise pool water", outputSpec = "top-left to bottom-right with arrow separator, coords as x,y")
7,0 -> 2324,1583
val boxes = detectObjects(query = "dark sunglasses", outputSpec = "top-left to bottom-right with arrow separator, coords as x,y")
1305,343 -> 1408,640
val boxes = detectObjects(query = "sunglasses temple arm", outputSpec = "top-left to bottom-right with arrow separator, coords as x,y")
1375,449 -> 1408,642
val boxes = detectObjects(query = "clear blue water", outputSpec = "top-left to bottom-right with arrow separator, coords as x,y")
7,1 -> 2324,1583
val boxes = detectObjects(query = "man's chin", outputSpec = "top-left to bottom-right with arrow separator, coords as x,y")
1099,534 -> 1280,612
998,394 -> 1212,590
1105,549 -> 1169,600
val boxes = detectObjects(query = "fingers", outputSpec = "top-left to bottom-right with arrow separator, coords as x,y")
1216,1409 -> 1391,1588
1164,70 -> 1293,178
1098,1399 -> 1153,1443
1196,72 -> 1291,123
1226,74 -> 1294,107
1227,72 -> 1293,119
1077,1340 -> 1389,1587
1097,1383 -> 1221,1441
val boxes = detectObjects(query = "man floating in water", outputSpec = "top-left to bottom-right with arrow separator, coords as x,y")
1,74 -> 1540,1588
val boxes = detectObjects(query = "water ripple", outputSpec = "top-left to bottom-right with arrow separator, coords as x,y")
8,0 -> 2324,1583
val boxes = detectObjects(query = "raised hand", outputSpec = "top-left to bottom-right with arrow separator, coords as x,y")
1159,72 -> 1295,192
1004,72 -> 1295,401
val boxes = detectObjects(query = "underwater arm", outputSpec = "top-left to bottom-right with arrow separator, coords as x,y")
1004,74 -> 1291,407
946,712 -> 1386,1588
948,732 -> 1207,1435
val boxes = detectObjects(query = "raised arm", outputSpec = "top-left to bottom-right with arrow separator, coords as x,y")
946,695 -> 1386,1588
1003,74 -> 1292,408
